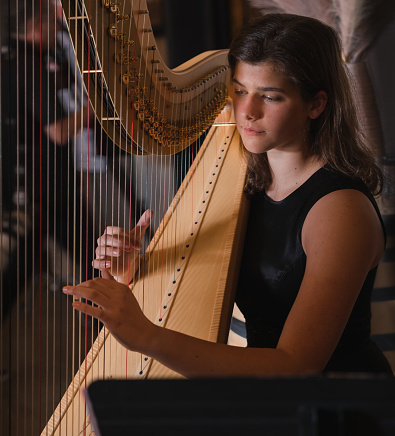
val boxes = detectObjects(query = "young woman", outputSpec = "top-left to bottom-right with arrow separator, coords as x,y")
63,14 -> 393,375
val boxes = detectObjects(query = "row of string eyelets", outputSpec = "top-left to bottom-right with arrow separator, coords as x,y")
136,134 -> 232,378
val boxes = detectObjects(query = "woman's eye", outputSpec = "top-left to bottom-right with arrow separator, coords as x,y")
264,95 -> 281,102
234,89 -> 245,96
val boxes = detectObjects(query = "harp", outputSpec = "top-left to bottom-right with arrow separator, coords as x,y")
1,0 -> 248,435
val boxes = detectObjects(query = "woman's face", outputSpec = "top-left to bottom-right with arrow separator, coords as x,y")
231,61 -> 315,155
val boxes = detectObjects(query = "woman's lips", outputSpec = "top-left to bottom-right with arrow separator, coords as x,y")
242,126 -> 265,136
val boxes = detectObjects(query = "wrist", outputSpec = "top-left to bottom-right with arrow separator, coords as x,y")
141,322 -> 165,358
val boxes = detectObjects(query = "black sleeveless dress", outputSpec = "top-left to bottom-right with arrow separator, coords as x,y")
235,166 -> 393,374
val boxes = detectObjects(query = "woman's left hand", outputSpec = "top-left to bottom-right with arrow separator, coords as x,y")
63,270 -> 154,352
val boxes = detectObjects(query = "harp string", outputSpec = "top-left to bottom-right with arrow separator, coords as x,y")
51,0 -> 57,422
31,2 -> 36,430
0,1 -> 3,428
47,0 -> 51,423
83,1 -> 91,432
15,0 -> 20,431
24,0 -> 30,426
64,0 -> 72,428
139,6 -> 151,374
115,0 -> 126,381
64,5 -> 71,429
46,0 -> 58,426
0,10 -> 2,432
38,0 -> 43,429
76,0 -> 81,424
16,0 -> 21,430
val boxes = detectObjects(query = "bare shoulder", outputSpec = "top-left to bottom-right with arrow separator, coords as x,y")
301,189 -> 384,270
279,189 -> 384,371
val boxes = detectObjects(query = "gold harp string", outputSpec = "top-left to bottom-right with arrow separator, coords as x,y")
74,0 -> 82,426
70,0 -> 78,429
88,0 -> 96,401
138,6 -> 151,374
119,0 -> 129,379
108,0 -> 119,386
98,0 -> 108,387
83,0 -> 92,429
153,50 -> 167,324
47,0 -> 56,424
64,0 -> 73,428
92,0 -> 105,394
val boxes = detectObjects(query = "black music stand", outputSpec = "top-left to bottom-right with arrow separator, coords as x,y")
85,376 -> 395,436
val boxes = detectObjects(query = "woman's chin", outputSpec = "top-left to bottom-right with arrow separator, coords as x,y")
242,141 -> 268,155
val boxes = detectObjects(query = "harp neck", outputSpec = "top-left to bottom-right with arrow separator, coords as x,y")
62,0 -> 230,155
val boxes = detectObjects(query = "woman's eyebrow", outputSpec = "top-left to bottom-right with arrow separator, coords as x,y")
232,78 -> 285,93
232,78 -> 246,87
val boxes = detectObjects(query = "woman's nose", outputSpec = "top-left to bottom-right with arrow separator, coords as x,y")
242,96 -> 261,121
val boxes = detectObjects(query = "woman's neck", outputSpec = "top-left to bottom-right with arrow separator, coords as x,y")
266,150 -> 324,201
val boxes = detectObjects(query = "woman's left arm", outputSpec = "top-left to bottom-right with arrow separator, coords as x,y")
277,189 -> 384,370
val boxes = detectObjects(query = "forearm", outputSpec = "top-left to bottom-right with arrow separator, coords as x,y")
142,324 -> 317,378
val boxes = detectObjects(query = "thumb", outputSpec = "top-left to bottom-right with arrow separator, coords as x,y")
132,209 -> 154,247
101,268 -> 115,281
136,209 -> 154,230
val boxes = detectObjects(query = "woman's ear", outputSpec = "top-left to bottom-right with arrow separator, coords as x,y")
309,90 -> 327,119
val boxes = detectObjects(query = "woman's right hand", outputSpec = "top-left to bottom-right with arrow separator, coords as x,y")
92,210 -> 154,285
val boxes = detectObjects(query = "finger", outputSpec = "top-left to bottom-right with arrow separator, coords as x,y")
63,280 -> 109,305
103,226 -> 129,237
92,259 -> 111,270
97,228 -> 127,246
93,251 -> 135,270
72,300 -> 103,319
97,235 -> 132,252
95,245 -> 122,258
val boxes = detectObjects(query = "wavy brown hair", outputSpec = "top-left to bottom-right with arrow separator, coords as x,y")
228,14 -> 383,196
